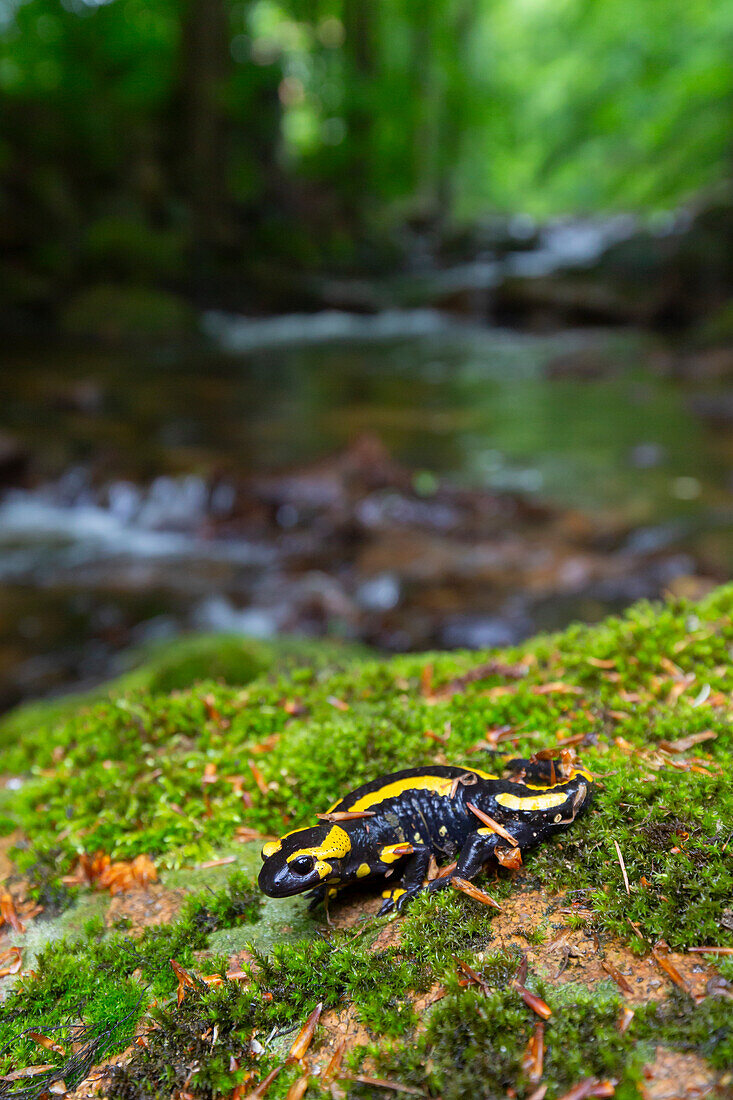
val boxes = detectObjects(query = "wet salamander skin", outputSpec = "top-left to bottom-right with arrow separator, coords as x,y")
258,759 -> 594,914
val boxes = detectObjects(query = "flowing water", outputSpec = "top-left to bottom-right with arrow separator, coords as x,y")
1,311 -> 731,709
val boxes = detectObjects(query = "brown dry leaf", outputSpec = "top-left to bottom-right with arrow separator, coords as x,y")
203,693 -> 228,727
326,696 -> 350,712
249,735 -> 281,754
587,658 -> 616,669
170,958 -> 198,1006
0,946 -> 23,977
601,959 -> 633,994
0,1065 -> 55,1082
657,731 -> 716,753
651,943 -> 692,996
496,845 -> 523,871
420,664 -> 434,699
466,802 -> 519,846
202,762 -> 218,785
514,982 -> 552,1020
285,1074 -> 310,1100
450,877 -> 502,910
453,955 -> 490,994
62,852 -> 157,895
316,810 -> 376,822
322,1038 -> 346,1083
288,1002 -> 322,1062
659,656 -> 685,679
0,891 -> 26,933
482,686 -> 516,700
688,946 -> 733,955
556,1078 -> 615,1100
522,1022 -> 545,1083
242,1064 -> 283,1099
248,760 -> 269,796
27,1031 -> 66,1056
531,683 -> 584,696
619,1007 -> 635,1033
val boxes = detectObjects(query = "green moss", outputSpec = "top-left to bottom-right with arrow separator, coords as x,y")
0,633 -> 368,750
0,872 -> 261,1088
2,590 -> 733,1097
369,954 -> 656,1100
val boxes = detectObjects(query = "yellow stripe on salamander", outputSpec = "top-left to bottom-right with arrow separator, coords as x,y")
495,790 -> 570,812
263,823 -> 352,862
285,824 -> 352,862
341,769 -> 497,812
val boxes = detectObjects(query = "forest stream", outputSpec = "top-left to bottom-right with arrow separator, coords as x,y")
1,301 -> 731,713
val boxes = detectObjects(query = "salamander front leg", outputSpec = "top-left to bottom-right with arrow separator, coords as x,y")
427,829 -> 501,894
378,848 -> 431,915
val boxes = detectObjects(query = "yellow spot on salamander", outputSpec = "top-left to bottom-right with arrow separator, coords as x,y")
262,840 -> 281,858
495,791 -> 569,812
356,863 -> 371,878
379,843 -> 414,864
344,770 -> 496,812
382,887 -> 406,901
438,825 -> 448,836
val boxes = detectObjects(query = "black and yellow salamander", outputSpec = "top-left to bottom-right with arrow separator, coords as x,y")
258,757 -> 594,914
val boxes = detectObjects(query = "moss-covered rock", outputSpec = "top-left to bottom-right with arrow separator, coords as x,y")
1,588 -> 732,1098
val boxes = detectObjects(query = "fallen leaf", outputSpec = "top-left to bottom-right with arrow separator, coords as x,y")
0,891 -> 26,933
288,1002 -> 322,1062
514,983 -> 552,1020
531,682 -> 584,696
27,1032 -> 66,1056
170,958 -> 198,1006
557,1079 -> 615,1100
522,1022 -> 544,1083
450,877 -> 502,910
248,760 -> 269,796
0,1066 -> 55,1081
322,1038 -> 346,1083
466,802 -> 518,846
658,730 -> 716,753
285,1074 -> 310,1100
601,959 -> 632,994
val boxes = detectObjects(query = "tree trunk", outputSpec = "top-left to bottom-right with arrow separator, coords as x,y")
179,0 -> 230,255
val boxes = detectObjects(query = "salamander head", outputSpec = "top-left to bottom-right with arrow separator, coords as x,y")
258,823 -> 352,897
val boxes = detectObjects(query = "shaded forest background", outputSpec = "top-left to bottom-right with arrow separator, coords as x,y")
2,0 -> 733,321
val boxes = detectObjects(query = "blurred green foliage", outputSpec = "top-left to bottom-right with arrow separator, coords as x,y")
0,0 -> 732,296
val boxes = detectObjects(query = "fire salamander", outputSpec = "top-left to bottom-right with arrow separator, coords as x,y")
258,756 -> 594,914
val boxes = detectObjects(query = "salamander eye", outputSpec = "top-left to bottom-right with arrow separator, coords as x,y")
290,855 -> 316,876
